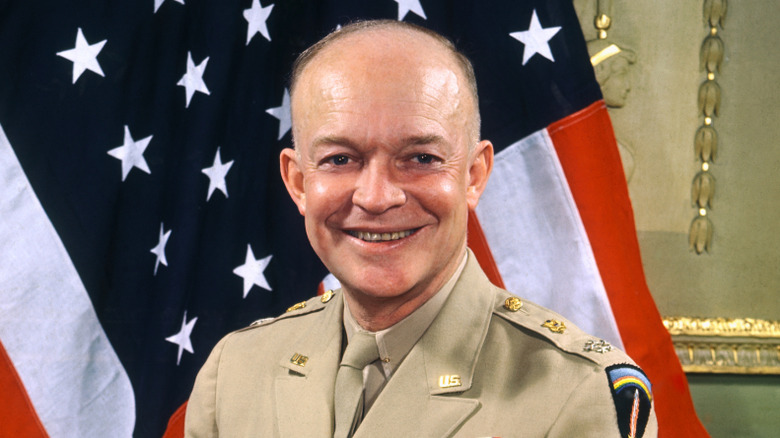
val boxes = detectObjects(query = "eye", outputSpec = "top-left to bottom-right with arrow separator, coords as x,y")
412,153 -> 437,164
329,155 -> 350,165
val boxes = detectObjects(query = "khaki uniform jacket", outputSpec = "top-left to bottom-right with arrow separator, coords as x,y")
185,255 -> 658,437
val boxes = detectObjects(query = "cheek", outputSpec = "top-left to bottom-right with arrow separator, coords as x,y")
436,180 -> 458,199
305,175 -> 352,216
416,174 -> 464,217
614,74 -> 629,87
309,179 -> 333,200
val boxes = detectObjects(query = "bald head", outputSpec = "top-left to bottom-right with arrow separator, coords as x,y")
289,20 -> 481,147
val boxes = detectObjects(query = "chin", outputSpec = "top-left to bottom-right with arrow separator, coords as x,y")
342,276 -> 413,300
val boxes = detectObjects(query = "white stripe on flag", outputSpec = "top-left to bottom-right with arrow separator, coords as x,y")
475,128 -> 623,347
0,124 -> 135,437
321,273 -> 341,293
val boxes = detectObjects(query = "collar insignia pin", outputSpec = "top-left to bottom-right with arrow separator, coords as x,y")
290,353 -> 308,367
438,375 -> 462,388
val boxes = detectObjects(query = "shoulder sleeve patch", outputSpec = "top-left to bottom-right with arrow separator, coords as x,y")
606,364 -> 653,438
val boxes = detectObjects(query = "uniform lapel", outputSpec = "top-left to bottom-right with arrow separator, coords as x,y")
355,254 -> 496,437
274,292 -> 344,438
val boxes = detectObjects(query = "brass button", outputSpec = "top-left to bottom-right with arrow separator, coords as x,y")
504,296 -> 523,312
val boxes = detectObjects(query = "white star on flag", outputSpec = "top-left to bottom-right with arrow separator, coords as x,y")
244,0 -> 274,44
107,125 -> 153,181
394,0 -> 427,21
509,9 -> 562,65
265,88 -> 291,140
177,51 -> 210,108
165,311 -> 197,366
233,244 -> 273,298
56,27 -> 107,84
201,147 -> 234,201
150,223 -> 172,275
154,0 -> 184,14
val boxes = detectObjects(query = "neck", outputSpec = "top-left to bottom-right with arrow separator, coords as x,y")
344,289 -> 436,332
343,251 -> 465,332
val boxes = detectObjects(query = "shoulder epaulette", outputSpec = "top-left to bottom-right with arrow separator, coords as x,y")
491,289 -> 628,367
238,289 -> 338,332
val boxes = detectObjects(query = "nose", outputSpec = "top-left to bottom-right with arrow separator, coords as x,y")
352,161 -> 406,214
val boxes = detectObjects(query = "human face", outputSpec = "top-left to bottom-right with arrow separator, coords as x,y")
601,57 -> 631,108
281,32 -> 492,312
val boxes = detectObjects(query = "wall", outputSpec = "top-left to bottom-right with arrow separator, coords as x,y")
574,1 -> 780,436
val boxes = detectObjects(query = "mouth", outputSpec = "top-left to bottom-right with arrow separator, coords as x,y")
346,229 -> 419,242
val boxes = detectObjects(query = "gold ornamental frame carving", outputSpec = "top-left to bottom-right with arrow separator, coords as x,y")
663,317 -> 780,375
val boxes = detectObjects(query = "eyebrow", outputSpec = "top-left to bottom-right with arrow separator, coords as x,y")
406,134 -> 444,146
311,135 -> 356,149
311,134 -> 445,149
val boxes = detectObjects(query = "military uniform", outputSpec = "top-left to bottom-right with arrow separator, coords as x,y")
185,253 -> 657,437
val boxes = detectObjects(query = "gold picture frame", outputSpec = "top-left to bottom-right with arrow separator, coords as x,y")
663,317 -> 780,375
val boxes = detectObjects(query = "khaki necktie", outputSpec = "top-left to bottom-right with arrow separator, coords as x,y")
334,331 -> 379,438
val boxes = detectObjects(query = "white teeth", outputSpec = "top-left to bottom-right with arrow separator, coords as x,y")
350,229 -> 415,242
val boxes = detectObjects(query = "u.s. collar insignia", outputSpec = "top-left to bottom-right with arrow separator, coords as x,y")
290,353 -> 308,367
321,289 -> 334,303
542,319 -> 566,334
606,364 -> 653,438
438,375 -> 461,388
584,339 -> 613,354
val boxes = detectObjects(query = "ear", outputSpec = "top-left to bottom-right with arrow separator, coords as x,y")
466,140 -> 494,211
279,148 -> 307,216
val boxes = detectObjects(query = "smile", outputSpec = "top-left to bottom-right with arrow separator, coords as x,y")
347,229 -> 417,242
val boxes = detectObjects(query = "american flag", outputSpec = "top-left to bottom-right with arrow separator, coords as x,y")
0,1 -> 707,437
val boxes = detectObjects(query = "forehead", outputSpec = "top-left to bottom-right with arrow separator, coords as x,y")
291,29 -> 471,137
610,56 -> 630,71
298,27 -> 462,89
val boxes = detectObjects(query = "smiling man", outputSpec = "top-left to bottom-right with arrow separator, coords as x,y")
185,20 -> 657,438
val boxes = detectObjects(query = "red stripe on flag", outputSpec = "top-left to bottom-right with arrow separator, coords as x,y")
467,209 -> 505,289
0,340 -> 49,437
162,402 -> 187,438
317,280 -> 326,296
548,101 -> 707,437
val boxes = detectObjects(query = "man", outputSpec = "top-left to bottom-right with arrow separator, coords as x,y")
185,20 -> 657,437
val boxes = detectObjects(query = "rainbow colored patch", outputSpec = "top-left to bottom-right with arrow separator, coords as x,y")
608,366 -> 652,401
605,364 -> 653,438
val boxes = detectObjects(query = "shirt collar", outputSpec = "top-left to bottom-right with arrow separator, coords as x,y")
343,250 -> 468,377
